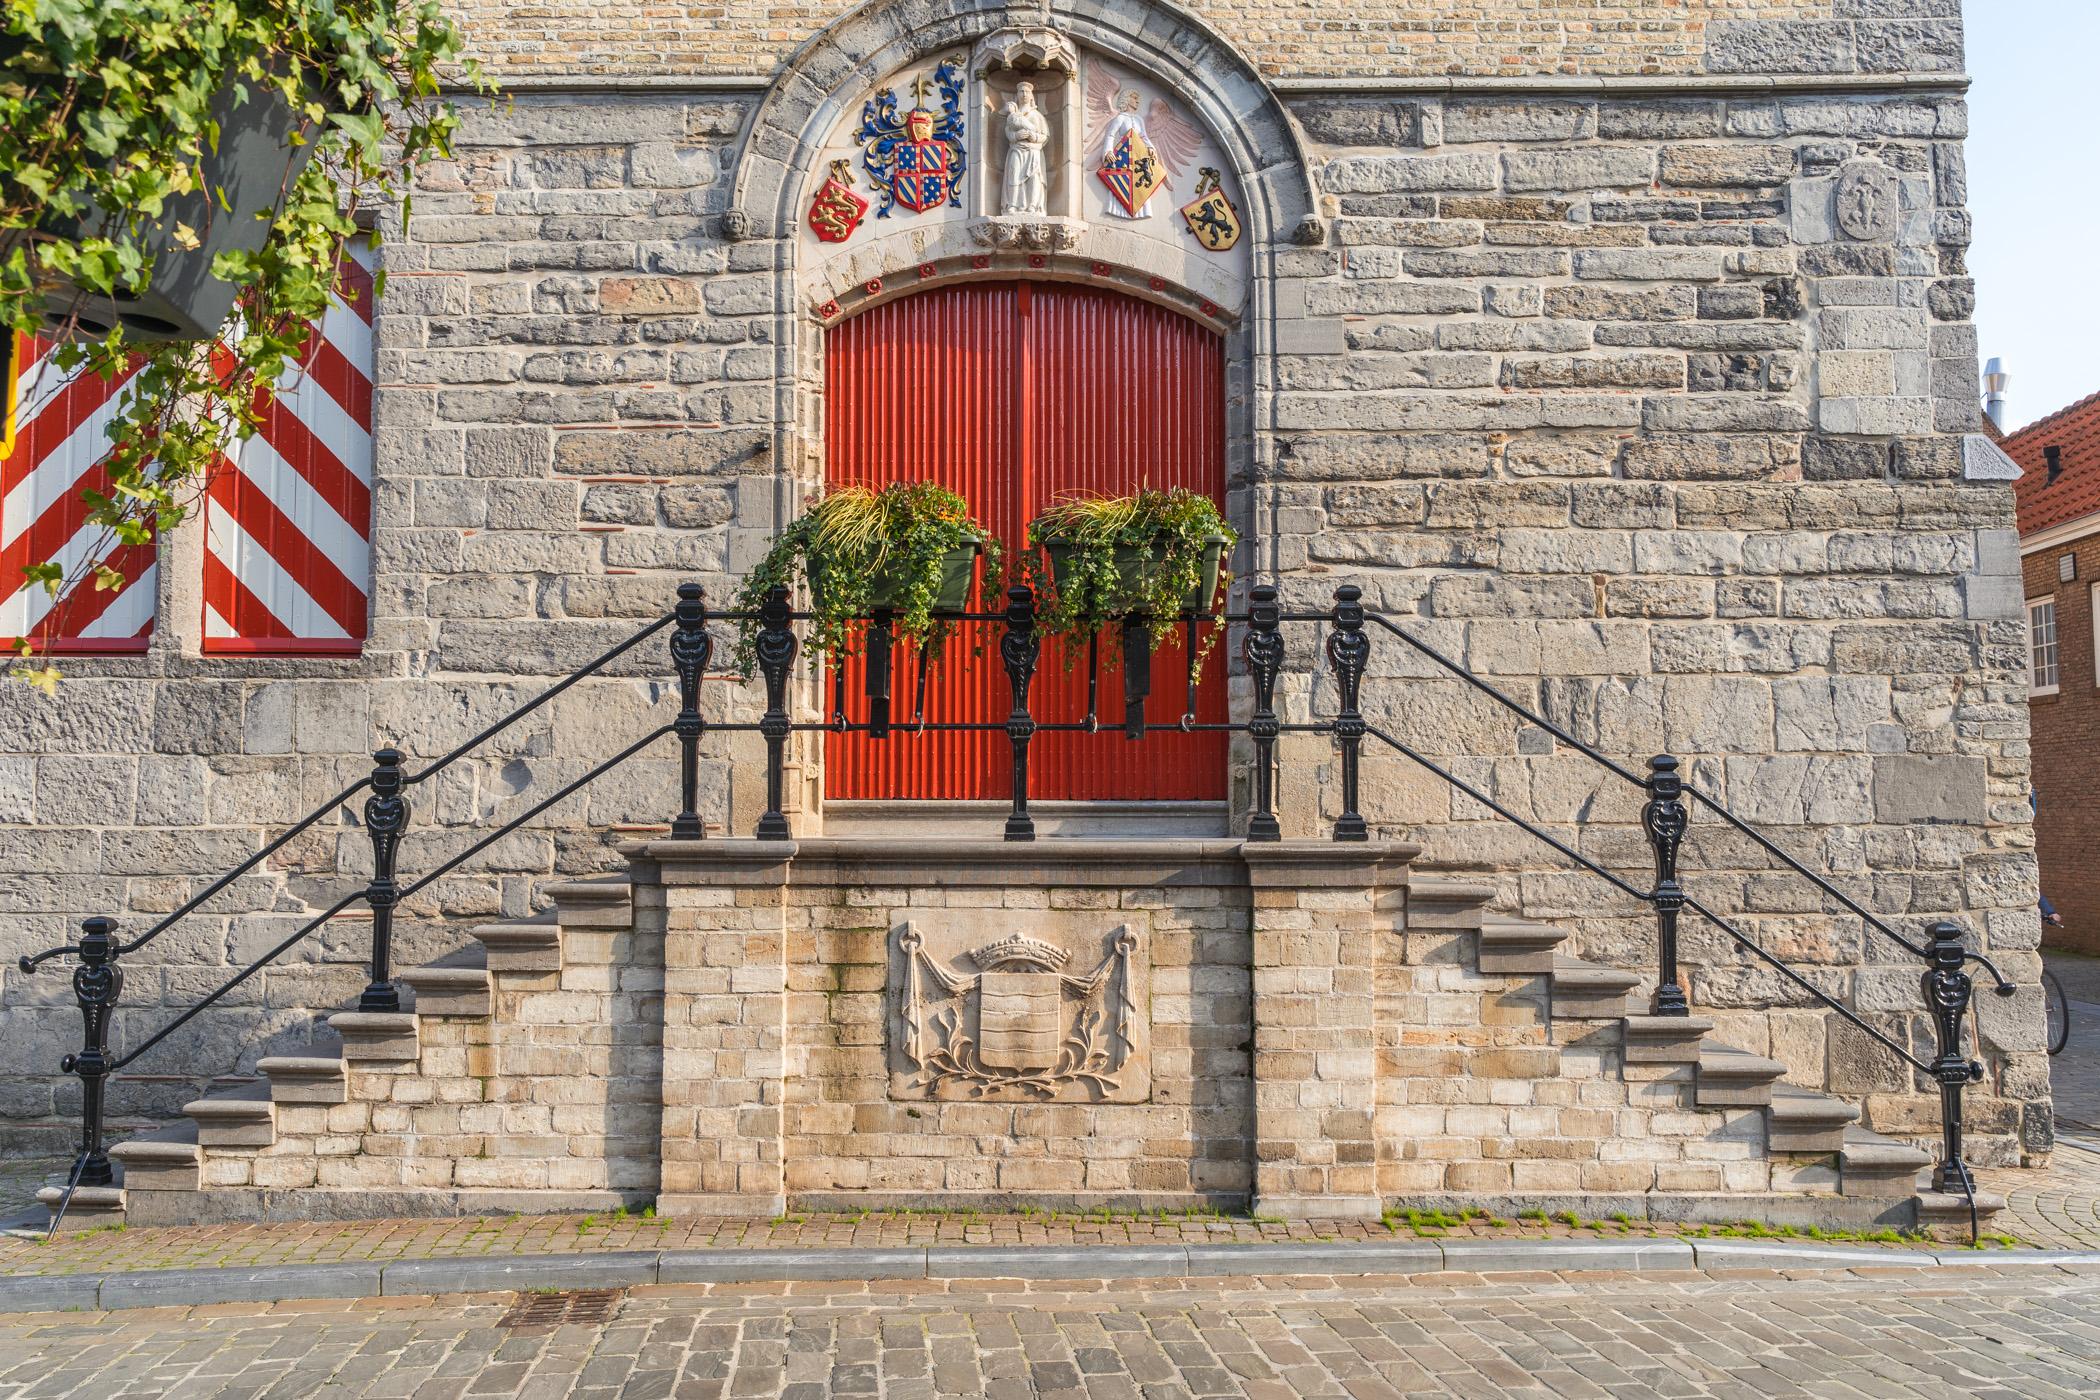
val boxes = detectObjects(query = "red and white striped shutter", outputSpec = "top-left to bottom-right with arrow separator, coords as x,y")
202,239 -> 375,653
0,333 -> 157,652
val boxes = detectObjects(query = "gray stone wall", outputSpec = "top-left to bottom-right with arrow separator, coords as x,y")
0,49 -> 2044,1165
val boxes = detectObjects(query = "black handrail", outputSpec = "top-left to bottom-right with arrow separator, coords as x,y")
20,575 -> 2018,1243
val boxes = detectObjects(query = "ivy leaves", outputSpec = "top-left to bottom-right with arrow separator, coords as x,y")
1,0 -> 488,683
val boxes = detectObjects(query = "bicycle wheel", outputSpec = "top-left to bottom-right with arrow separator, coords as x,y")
2045,968 -> 2071,1057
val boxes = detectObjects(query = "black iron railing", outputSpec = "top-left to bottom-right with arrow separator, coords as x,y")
17,576 -> 2017,1237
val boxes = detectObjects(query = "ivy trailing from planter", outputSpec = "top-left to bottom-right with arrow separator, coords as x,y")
730,483 -> 1000,672
1,0 -> 490,689
1026,487 -> 1236,670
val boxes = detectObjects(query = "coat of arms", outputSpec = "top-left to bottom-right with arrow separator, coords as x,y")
1084,69 -> 1205,220
1181,168 -> 1242,252
858,61 -> 968,217
808,160 -> 868,244
893,925 -> 1148,1102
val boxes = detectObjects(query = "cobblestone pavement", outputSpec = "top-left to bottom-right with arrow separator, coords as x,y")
2,1267 -> 2098,1398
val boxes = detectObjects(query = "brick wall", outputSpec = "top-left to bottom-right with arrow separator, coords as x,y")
2024,530 -> 2100,954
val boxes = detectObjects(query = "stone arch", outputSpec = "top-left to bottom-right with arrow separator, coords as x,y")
725,0 -> 1320,252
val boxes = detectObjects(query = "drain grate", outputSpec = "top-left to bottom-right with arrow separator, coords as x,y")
498,1287 -> 624,1330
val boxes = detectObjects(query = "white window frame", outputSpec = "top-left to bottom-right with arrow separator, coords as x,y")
2092,580 -> 2100,688
2031,596 -> 2060,695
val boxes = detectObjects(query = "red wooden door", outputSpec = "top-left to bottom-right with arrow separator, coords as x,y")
824,281 -> 1227,801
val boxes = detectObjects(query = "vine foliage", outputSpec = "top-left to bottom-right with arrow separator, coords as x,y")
729,482 -> 999,672
1,0 -> 487,689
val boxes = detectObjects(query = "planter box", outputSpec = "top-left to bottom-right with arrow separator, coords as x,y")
810,538 -> 983,614
1041,533 -> 1227,616
41,66 -> 316,341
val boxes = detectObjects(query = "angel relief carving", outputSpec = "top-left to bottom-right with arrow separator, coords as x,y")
1083,67 -> 1205,220
892,924 -> 1150,1102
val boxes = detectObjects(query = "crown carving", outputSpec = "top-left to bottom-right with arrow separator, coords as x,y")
969,933 -> 1070,971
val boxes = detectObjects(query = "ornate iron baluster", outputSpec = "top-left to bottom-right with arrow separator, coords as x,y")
1001,585 -> 1041,842
1922,920 -> 1985,1195
360,749 -> 408,1013
1121,616 -> 1151,740
1327,585 -> 1369,842
60,917 -> 122,1189
1642,754 -> 1690,1016
670,582 -> 713,840
867,605 -> 894,740
755,585 -> 797,840
1245,585 -> 1284,842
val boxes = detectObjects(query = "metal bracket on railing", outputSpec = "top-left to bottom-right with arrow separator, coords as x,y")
867,606 -> 894,740
670,583 -> 713,839
1121,616 -> 1151,740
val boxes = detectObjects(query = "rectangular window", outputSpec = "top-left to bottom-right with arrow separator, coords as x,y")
202,237 -> 374,654
2031,596 -> 2060,694
0,333 -> 157,653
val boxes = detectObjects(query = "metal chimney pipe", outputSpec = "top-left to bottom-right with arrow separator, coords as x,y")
1983,357 -> 2010,430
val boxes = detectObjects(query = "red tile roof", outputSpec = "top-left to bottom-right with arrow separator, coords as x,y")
2008,389 -> 2100,539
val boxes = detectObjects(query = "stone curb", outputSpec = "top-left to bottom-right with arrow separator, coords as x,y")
2,1243 -> 2096,1314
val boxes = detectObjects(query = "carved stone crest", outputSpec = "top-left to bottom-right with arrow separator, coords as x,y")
1833,160 -> 1900,242
891,922 -> 1149,1102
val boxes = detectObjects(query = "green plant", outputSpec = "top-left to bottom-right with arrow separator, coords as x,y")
730,482 -> 998,672
1024,487 -> 1235,667
4,0 -> 488,689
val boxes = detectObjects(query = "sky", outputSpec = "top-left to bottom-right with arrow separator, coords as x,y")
1966,3 -> 2100,432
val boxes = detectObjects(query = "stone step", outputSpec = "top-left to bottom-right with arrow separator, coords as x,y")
1917,1188 -> 2008,1225
545,875 -> 632,929
471,917 -> 563,974
1475,918 -> 1569,974
109,1126 -> 202,1193
1693,1042 -> 1787,1107
183,1082 -> 276,1149
1766,1084 -> 1860,1154
399,963 -> 492,1018
1620,1014 -> 1713,1066
1837,1127 -> 1931,1199
1548,957 -> 1640,1018
258,1055 -> 350,1105
1403,875 -> 1497,932
328,1011 -> 420,1063
35,1183 -> 125,1228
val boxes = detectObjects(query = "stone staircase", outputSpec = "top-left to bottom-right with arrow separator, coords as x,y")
1402,874 -> 1998,1229
45,876 -> 654,1228
41,852 -> 2000,1233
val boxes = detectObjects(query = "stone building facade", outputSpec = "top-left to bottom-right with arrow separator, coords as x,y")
0,1 -> 2051,1220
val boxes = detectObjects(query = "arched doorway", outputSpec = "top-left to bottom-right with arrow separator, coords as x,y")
823,279 -> 1228,803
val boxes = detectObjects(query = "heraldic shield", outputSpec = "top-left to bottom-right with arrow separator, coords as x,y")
1098,127 -> 1167,218
858,60 -> 969,217
808,159 -> 868,244
1180,168 -> 1242,252
891,923 -> 1150,1103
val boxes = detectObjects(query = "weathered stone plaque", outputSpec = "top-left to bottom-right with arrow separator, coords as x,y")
890,921 -> 1150,1102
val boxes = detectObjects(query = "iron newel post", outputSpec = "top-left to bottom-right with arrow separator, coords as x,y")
62,916 -> 123,1187
670,582 -> 713,840
755,585 -> 798,840
1922,919 -> 1985,1195
1327,585 -> 1370,842
1001,585 -> 1041,842
1642,754 -> 1690,1016
1245,585 -> 1284,842
360,749 -> 408,1013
